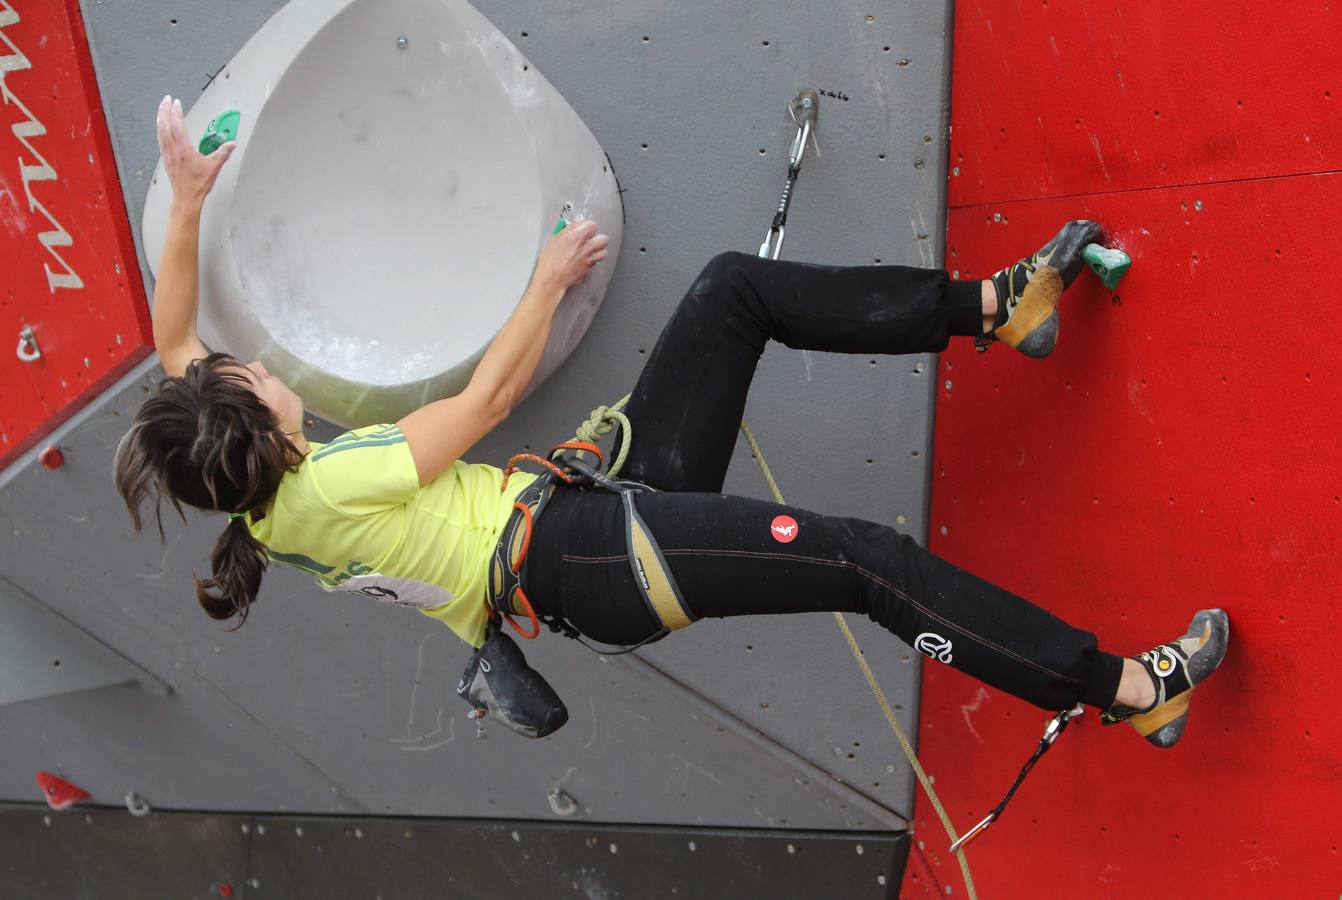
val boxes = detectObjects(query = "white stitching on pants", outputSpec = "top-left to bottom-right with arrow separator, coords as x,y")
652,547 -> 1087,686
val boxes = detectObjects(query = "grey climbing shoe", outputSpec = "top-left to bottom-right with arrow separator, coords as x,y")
977,219 -> 1102,357
1100,609 -> 1230,748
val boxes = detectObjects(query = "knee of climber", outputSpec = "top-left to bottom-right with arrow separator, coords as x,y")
694,250 -> 769,328
672,252 -> 747,334
690,251 -> 752,302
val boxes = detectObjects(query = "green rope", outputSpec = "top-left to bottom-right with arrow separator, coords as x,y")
571,394 -> 633,478
575,405 -> 978,899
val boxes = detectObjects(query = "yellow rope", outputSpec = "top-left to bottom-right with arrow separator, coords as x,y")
738,422 -> 977,899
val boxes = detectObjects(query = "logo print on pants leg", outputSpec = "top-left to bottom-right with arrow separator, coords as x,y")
914,632 -> 953,664
770,514 -> 799,543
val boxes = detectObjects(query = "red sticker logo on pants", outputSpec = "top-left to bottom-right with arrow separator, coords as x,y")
770,514 -> 799,543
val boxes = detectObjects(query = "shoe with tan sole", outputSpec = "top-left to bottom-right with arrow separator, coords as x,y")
1100,608 -> 1230,748
977,219 -> 1102,357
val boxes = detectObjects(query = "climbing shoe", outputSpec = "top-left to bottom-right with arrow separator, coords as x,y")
977,219 -> 1102,357
1100,608 -> 1230,748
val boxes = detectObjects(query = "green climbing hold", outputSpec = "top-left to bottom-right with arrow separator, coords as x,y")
552,217 -> 569,235
198,110 -> 242,155
1082,243 -> 1131,290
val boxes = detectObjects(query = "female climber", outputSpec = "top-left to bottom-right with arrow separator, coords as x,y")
117,95 -> 1228,749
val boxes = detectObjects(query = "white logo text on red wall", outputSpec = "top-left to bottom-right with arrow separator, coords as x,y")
0,2 -> 84,293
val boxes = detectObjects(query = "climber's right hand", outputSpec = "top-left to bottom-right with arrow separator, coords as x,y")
533,218 -> 609,293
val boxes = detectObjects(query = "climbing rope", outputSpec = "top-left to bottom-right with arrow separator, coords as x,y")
571,397 -> 633,478
567,407 -> 977,897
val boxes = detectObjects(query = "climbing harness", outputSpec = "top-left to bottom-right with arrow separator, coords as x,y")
462,434 -> 707,732
488,440 -> 697,656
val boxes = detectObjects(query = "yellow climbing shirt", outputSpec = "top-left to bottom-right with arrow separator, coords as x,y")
248,424 -> 535,647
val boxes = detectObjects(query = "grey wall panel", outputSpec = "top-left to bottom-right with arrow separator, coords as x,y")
0,0 -> 956,827
0,575 -> 165,705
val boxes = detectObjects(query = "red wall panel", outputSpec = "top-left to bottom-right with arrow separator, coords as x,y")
948,1 -> 1342,207
921,2 -> 1342,896
0,0 -> 152,470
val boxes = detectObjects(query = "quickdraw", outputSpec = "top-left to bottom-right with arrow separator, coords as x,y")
758,88 -> 820,261
948,704 -> 1085,854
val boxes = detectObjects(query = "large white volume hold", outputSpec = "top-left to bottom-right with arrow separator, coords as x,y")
142,0 -> 622,426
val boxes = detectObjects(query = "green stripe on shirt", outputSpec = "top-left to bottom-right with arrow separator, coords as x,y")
268,549 -> 336,575
311,432 -> 405,462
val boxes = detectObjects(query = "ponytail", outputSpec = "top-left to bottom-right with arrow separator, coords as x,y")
194,516 -> 270,627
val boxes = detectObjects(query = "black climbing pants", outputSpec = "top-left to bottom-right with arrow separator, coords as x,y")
526,251 -> 1125,711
